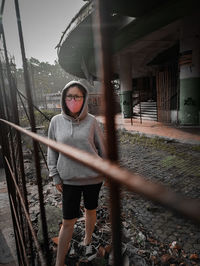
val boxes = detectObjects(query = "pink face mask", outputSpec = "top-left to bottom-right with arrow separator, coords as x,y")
66,98 -> 83,114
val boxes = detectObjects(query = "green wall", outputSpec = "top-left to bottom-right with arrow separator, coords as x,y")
179,77 -> 200,125
120,91 -> 132,118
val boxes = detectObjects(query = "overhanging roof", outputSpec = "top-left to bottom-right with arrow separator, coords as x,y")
58,0 -> 200,78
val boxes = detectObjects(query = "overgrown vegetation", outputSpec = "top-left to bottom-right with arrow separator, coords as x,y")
20,109 -> 58,134
118,129 -> 200,156
20,109 -> 58,159
117,129 -> 200,177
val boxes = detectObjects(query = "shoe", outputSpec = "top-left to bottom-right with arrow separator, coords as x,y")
85,244 -> 93,256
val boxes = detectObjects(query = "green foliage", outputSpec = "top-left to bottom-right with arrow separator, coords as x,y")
15,57 -> 76,103
191,145 -> 200,152
20,109 -> 58,129
118,130 -> 200,177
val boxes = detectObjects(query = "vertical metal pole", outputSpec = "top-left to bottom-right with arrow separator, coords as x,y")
1,24 -> 27,263
0,72 -> 22,266
139,83 -> 142,124
14,0 -> 50,264
30,63 -> 37,107
0,58 -> 9,119
93,1 -> 123,265
11,74 -> 35,265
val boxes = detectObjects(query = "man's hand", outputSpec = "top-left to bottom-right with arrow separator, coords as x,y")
55,184 -> 63,193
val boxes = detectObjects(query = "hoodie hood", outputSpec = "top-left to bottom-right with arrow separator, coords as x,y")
61,80 -> 88,121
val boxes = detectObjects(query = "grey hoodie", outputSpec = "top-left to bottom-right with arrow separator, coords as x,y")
47,81 -> 106,185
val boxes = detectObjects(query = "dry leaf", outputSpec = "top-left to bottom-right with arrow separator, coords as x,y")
190,254 -> 199,260
104,244 -> 112,254
97,246 -> 106,257
161,254 -> 172,263
148,237 -> 158,245
52,237 -> 59,245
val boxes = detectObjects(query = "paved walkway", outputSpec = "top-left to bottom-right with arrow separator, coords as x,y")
97,115 -> 200,257
97,114 -> 200,145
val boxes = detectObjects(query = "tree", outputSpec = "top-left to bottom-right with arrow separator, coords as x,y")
15,57 -> 77,107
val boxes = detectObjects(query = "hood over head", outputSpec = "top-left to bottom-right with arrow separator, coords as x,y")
61,80 -> 88,121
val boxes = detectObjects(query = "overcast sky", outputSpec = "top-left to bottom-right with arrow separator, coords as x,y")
2,0 -> 84,68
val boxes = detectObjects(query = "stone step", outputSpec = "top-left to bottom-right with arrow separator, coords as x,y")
133,101 -> 157,121
134,113 -> 157,118
134,114 -> 157,121
134,107 -> 157,113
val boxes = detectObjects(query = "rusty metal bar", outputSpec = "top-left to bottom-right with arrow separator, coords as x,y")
11,68 -> 35,265
0,0 -> 5,15
139,80 -> 142,124
2,118 -> 200,224
10,196 -> 30,266
0,58 -> 9,119
17,88 -> 50,121
17,88 -> 31,121
16,89 -> 49,171
93,0 -> 123,264
4,156 -> 47,266
38,144 -> 49,170
14,1 -> 50,263
0,59 -> 34,262
0,23 -> 30,261
0,78 -> 22,265
15,86 -> 49,172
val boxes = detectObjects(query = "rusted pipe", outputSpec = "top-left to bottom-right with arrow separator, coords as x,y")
16,88 -> 49,170
10,196 -> 30,266
11,71 -> 35,265
93,0 -> 123,264
5,156 -> 47,266
2,118 -> 200,224
14,1 -> 50,262
17,89 -> 50,121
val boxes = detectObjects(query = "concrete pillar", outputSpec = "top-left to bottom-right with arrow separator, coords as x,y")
179,15 -> 200,125
120,54 -> 132,118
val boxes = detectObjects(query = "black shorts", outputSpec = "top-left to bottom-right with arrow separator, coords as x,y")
62,183 -> 102,220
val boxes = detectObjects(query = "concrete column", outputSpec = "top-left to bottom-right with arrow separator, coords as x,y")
120,54 -> 132,118
179,15 -> 200,125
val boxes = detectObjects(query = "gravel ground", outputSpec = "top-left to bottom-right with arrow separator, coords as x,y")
16,129 -> 200,265
108,130 -> 200,263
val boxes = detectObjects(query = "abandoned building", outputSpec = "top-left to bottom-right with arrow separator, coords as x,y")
57,0 -> 200,125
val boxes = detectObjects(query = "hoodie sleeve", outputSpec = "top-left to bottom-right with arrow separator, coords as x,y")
94,119 -> 106,159
47,118 -> 62,185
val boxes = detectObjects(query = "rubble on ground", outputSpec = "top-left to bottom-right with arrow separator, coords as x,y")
26,180 -> 200,265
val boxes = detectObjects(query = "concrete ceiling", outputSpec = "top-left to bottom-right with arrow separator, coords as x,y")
113,20 -> 181,78
58,0 -> 199,79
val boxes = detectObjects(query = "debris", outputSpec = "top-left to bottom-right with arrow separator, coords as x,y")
190,253 -> 199,260
52,237 -> 59,245
161,254 -> 173,263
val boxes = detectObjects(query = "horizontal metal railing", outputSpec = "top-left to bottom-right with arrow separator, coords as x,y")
4,154 -> 47,266
1,118 -> 200,224
1,1 -> 200,265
